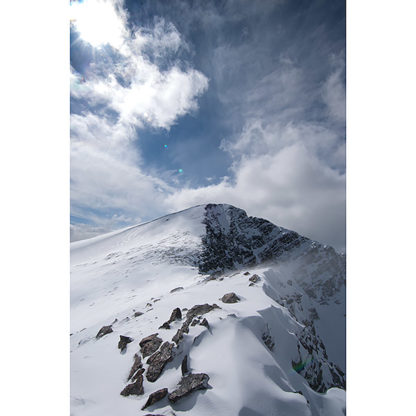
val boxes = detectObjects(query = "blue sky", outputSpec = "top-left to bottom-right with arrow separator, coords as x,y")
70,0 -> 346,250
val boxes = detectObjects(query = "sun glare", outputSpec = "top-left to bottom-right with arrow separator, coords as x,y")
70,0 -> 126,49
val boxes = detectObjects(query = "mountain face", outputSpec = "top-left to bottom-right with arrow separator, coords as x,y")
70,204 -> 346,416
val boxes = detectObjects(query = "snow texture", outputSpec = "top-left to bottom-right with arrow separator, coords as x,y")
71,204 -> 345,416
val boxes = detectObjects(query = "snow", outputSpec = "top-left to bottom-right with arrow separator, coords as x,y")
71,204 -> 345,416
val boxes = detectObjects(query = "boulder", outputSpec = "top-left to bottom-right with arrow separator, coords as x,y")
221,292 -> 240,303
170,287 -> 184,293
96,325 -> 113,339
133,311 -> 143,317
186,303 -> 219,320
146,342 -> 174,382
139,333 -> 163,358
249,274 -> 260,283
168,373 -> 210,403
127,353 -> 143,381
120,371 -> 144,396
118,335 -> 133,352
141,388 -> 168,410
158,322 -> 170,330
199,318 -> 209,329
169,307 -> 182,322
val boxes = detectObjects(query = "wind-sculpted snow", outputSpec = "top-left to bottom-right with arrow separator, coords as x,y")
70,203 -> 346,416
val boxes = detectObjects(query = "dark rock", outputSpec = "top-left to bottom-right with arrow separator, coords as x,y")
118,335 -> 133,352
169,307 -> 182,322
199,318 -> 209,329
146,342 -> 174,382
170,287 -> 184,293
140,333 -> 163,358
168,373 -> 210,403
243,271 -> 250,275
181,355 -> 189,375
186,303 -> 219,320
172,321 -> 190,345
221,292 -> 240,303
127,353 -> 143,381
190,318 -> 200,326
249,282 -> 255,287
158,322 -> 171,330
141,388 -> 168,410
249,274 -> 260,283
96,325 -> 113,339
120,372 -> 144,396
133,311 -> 143,317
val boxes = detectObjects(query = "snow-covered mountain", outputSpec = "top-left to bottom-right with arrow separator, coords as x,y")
71,203 -> 346,416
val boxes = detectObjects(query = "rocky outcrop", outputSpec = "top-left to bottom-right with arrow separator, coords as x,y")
141,388 -> 168,410
168,373 -> 210,403
172,304 -> 219,345
118,335 -> 133,352
249,274 -> 260,283
181,355 -> 189,375
140,333 -> 163,358
96,325 -> 113,339
127,353 -> 143,381
146,341 -> 174,382
120,371 -> 144,396
160,307 -> 182,329
221,292 -> 240,303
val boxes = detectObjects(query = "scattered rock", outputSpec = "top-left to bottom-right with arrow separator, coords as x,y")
127,353 -> 143,381
146,342 -> 174,382
118,335 -> 133,352
140,334 -> 163,358
169,307 -> 182,322
168,373 -> 210,403
221,292 -> 240,303
262,333 -> 275,351
249,282 -> 255,287
170,287 -> 184,293
249,274 -> 260,283
160,307 -> 182,329
181,355 -> 189,375
190,318 -> 200,327
186,304 -> 219,320
243,271 -> 250,275
159,322 -> 171,330
96,325 -> 113,339
133,311 -> 143,317
120,372 -> 144,396
141,388 -> 168,410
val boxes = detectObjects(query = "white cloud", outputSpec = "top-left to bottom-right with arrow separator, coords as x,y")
70,3 -> 209,239
166,120 -> 346,250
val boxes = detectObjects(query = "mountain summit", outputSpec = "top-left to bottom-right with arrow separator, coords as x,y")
71,203 -> 346,416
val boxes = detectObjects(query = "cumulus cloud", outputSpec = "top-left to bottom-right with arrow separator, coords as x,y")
165,120 -> 346,250
70,1 -> 209,239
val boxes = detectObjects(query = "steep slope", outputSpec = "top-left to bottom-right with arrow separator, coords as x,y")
71,204 -> 345,416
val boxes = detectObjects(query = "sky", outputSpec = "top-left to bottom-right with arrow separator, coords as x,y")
70,0 -> 346,251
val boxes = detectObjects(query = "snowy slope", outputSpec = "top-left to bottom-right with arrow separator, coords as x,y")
71,204 -> 346,416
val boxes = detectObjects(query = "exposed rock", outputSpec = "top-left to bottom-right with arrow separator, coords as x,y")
181,355 -> 189,375
170,287 -> 184,293
190,318 -> 200,326
262,333 -> 275,351
172,304 -> 220,345
96,325 -> 113,339
146,341 -> 174,382
140,333 -> 163,358
168,373 -> 210,403
120,372 -> 144,396
249,282 -> 255,287
158,322 -> 170,330
243,271 -> 250,276
169,307 -> 182,322
186,303 -> 219,320
127,353 -> 143,381
118,335 -> 133,352
160,307 -> 182,329
199,318 -> 209,329
221,292 -> 240,303
133,311 -> 143,317
249,274 -> 260,283
141,388 -> 168,410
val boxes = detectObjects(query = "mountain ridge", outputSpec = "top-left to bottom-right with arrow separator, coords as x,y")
70,203 -> 346,416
